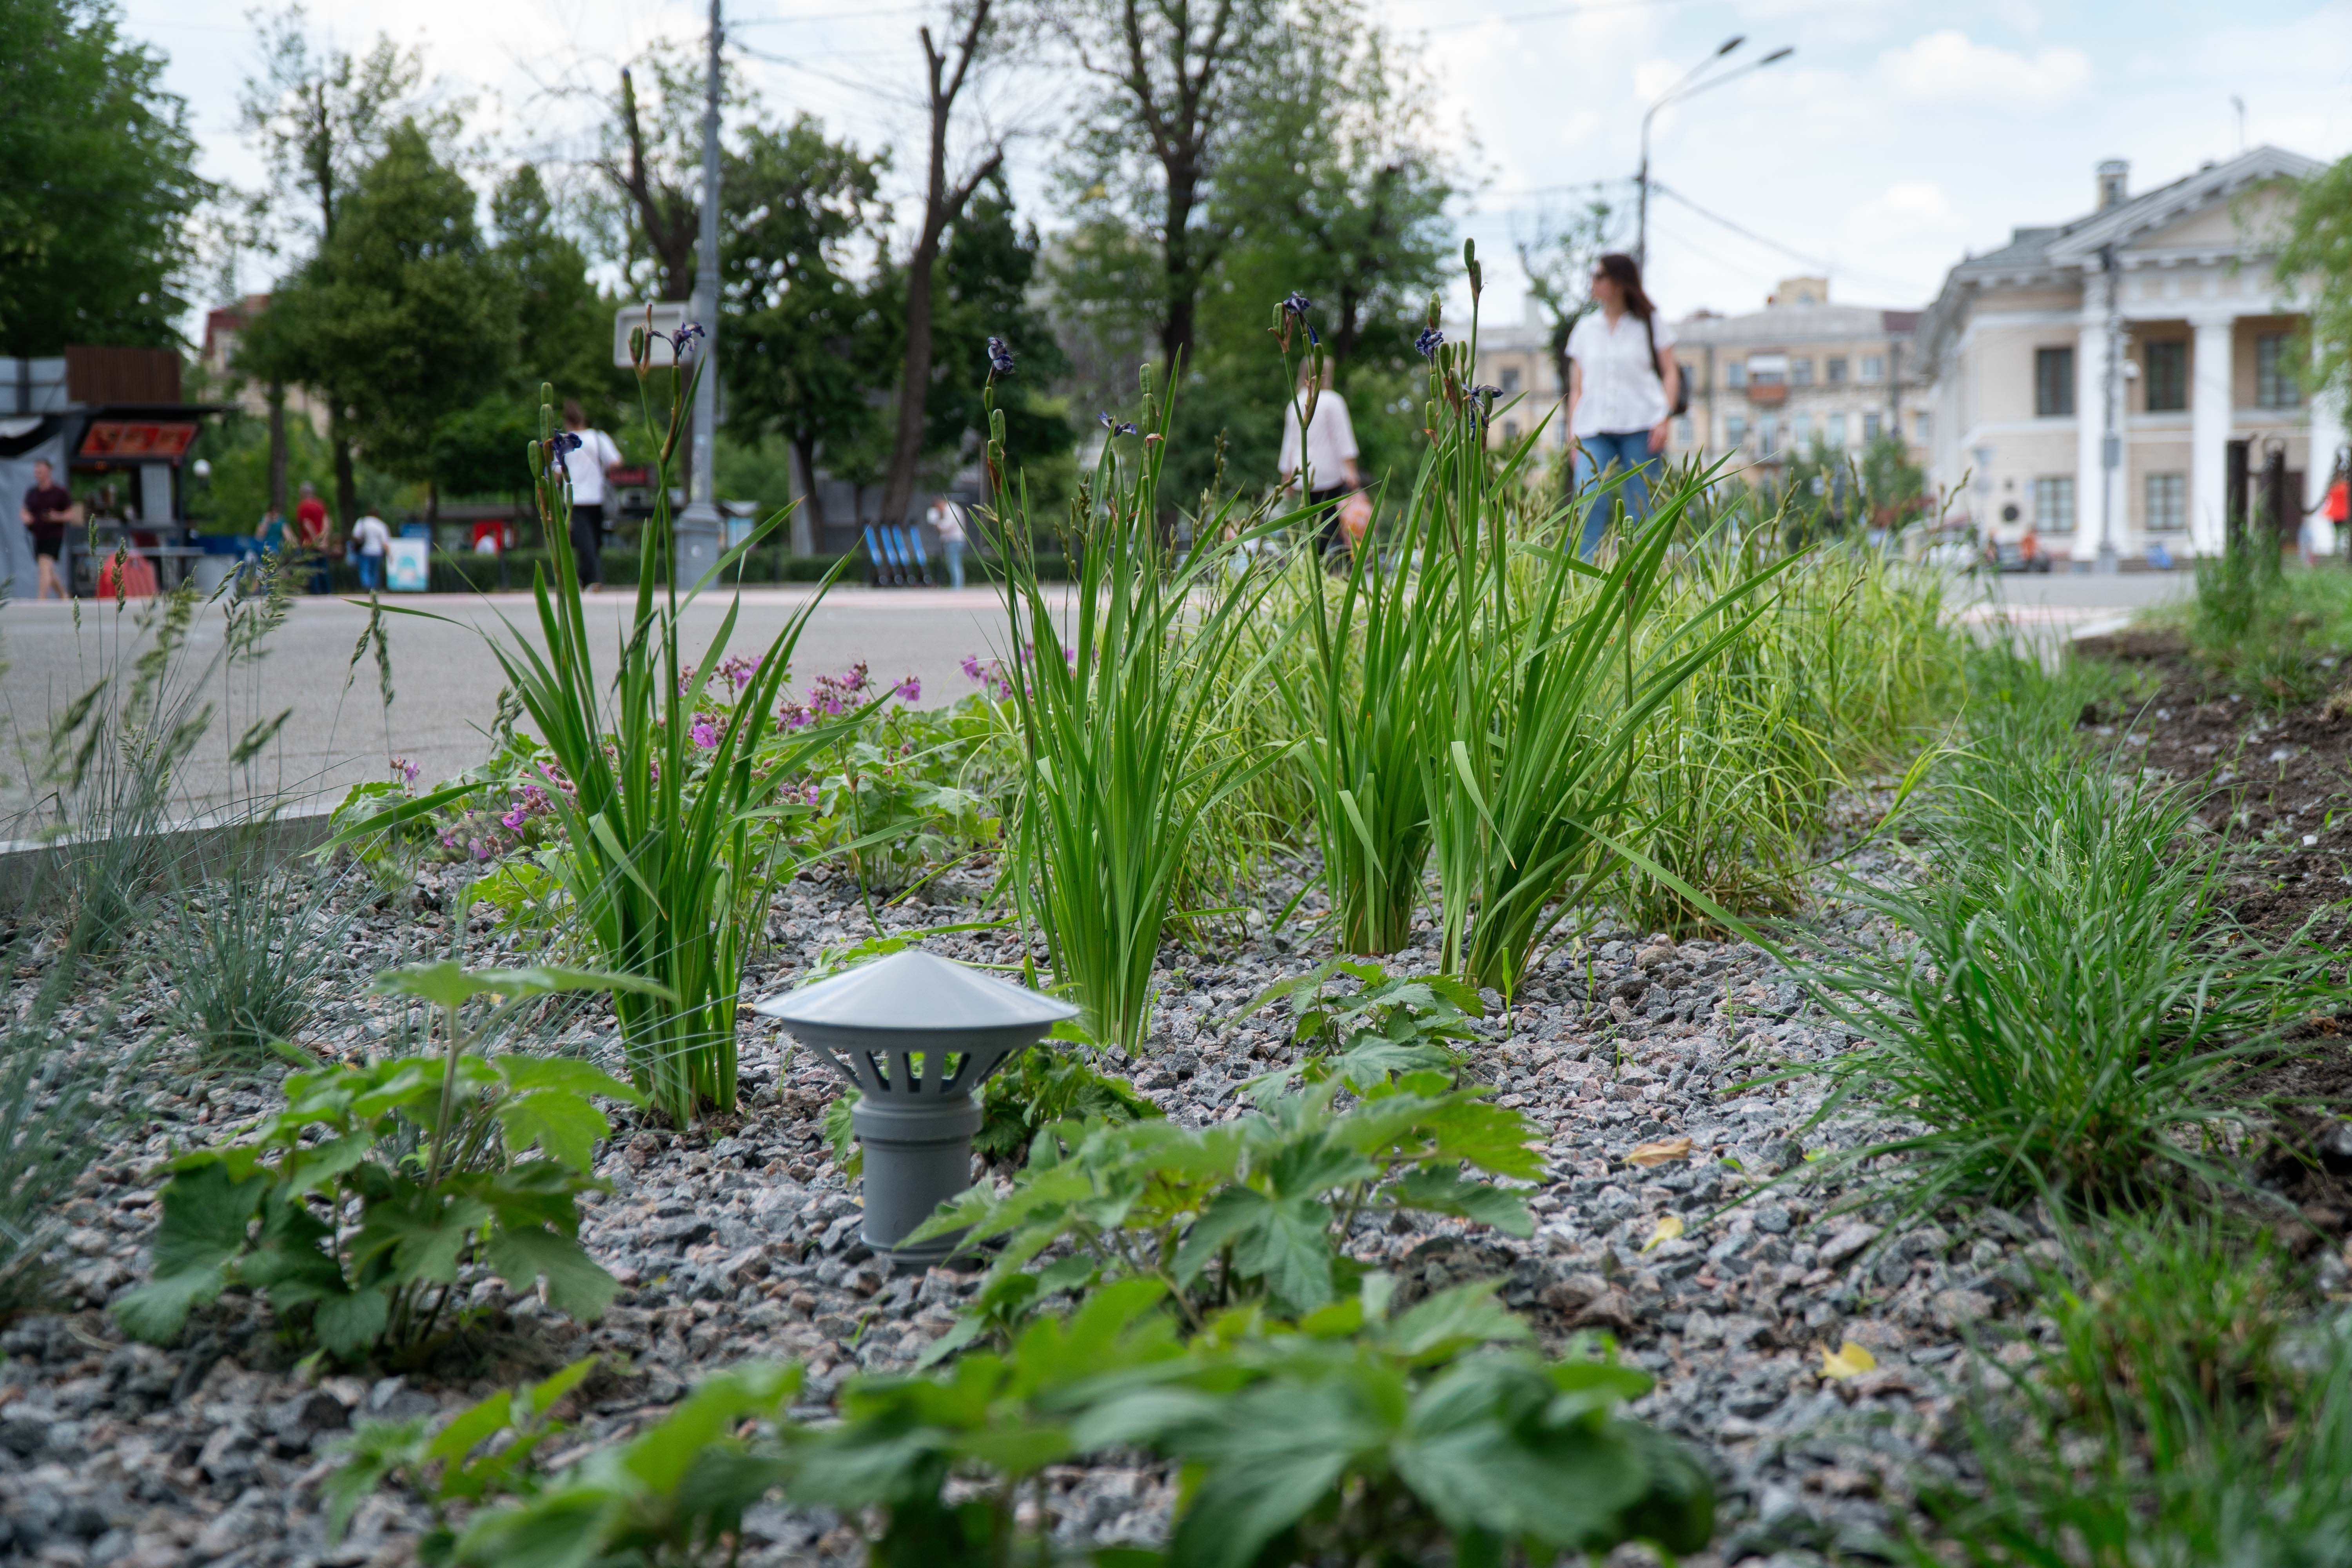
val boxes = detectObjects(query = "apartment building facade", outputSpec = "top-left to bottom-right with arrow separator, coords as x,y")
1916,146 -> 2345,561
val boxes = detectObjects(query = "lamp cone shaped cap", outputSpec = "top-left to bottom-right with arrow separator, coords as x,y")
753,947 -> 1077,1037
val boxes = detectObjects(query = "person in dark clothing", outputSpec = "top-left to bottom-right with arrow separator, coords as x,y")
18,459 -> 77,600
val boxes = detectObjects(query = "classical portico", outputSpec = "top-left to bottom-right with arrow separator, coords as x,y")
1918,146 -> 2339,564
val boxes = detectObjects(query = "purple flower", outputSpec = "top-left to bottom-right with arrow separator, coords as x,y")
961,653 -> 986,682
986,336 -> 1015,376
671,322 -> 706,359
1098,412 -> 1139,437
691,717 -> 721,749
390,757 -> 420,786
546,431 -> 582,457
501,805 -> 528,831
1415,327 -> 1445,361
895,675 -> 920,703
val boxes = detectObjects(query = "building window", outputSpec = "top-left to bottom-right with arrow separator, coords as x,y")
1914,410 -> 1931,443
1826,356 -> 1848,384
1863,412 -> 1882,442
1759,414 -> 1780,456
2143,339 -> 2187,412
2145,472 -> 2186,532
2034,475 -> 2076,533
1673,416 -> 1693,447
1790,357 -> 1814,387
1500,367 -> 1522,395
2256,333 -> 2301,408
1793,412 -> 1813,448
1726,359 -> 1747,389
1859,355 -> 1886,384
1828,413 -> 1848,447
1748,354 -> 1788,387
1502,419 -> 1519,444
2034,347 -> 2076,417
1725,415 -> 1748,448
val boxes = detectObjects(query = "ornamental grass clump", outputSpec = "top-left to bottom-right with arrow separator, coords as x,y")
361,354 -> 857,1125
984,358 -> 1287,1051
1417,247 -> 1795,996
1795,720 -> 2343,1219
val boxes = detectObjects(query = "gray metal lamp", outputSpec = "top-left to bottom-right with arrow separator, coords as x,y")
753,949 -> 1077,1266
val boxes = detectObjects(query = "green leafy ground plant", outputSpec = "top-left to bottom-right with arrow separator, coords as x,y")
114,962 -> 659,1363
913,1071 -> 1539,1349
1238,957 -> 1484,1090
330,1277 -> 1713,1568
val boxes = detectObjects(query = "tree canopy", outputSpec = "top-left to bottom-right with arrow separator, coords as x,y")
0,0 -> 207,356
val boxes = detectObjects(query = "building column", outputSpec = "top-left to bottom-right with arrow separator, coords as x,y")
2310,334 -> 2347,555
2189,315 -> 2234,555
2073,320 -> 2104,561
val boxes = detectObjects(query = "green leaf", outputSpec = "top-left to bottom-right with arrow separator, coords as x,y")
112,1159 -> 267,1345
368,962 -> 677,1011
312,1287 -> 391,1360
1388,1169 -> 1535,1237
483,1227 -> 619,1322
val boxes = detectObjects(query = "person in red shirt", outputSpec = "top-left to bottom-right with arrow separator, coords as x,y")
18,458 -> 78,600
293,481 -> 333,593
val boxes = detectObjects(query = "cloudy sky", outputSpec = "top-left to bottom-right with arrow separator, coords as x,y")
123,0 -> 2352,328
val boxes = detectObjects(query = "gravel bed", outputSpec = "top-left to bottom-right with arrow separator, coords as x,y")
0,853 -> 2117,1567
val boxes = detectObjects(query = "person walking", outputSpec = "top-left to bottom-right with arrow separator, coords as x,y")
559,400 -> 623,591
18,458 -> 78,600
351,508 -> 392,592
927,495 -> 968,589
1277,361 -> 1361,558
1566,252 -> 1682,559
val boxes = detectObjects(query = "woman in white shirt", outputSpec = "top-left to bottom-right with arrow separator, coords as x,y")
1277,361 -> 1361,555
1566,252 -> 1681,559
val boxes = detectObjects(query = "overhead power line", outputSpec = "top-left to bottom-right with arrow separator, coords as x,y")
1647,181 -> 1923,297
1419,0 -> 1704,36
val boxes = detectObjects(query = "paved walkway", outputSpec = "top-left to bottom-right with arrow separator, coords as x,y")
0,567 -> 2198,823
0,586 -> 1035,818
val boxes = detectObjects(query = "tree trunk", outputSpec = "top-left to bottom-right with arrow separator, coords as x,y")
1160,164 -> 1199,370
878,9 -> 998,528
266,385 -> 288,514
793,435 -> 826,530
332,414 -> 357,538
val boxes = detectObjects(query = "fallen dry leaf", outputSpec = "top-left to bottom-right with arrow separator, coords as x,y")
1626,1136 -> 1693,1168
1819,1340 -> 1878,1381
1641,1214 -> 1684,1252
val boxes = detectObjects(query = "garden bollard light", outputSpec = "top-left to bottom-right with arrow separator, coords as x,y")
753,948 -> 1076,1267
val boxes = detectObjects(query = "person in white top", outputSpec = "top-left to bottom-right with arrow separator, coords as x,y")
559,399 -> 624,590
1276,361 -> 1362,555
1565,252 -> 1681,558
927,496 -> 968,589
351,510 -> 392,592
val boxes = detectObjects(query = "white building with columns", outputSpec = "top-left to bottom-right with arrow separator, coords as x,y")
1917,147 -> 2346,562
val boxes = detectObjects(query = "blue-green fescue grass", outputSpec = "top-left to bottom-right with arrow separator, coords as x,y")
1916,1213 -> 2352,1565
985,364 -> 1289,1050
1791,640 -> 2341,1220
166,856 -> 357,1063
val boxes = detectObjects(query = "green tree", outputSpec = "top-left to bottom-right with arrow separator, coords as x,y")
237,4 -> 437,524
267,123 -> 515,506
492,166 -> 621,412
0,0 -> 207,355
2279,154 -> 2352,413
931,173 -> 1074,491
721,116 -> 890,531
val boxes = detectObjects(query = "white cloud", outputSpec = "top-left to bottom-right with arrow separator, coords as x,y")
1877,180 -> 1957,220
1879,30 -> 2091,106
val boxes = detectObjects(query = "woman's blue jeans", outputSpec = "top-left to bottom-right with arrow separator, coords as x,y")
943,538 -> 966,589
1574,429 -> 1660,559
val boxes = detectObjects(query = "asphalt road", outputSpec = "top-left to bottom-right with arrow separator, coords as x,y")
0,585 -> 1038,818
0,565 -> 2197,822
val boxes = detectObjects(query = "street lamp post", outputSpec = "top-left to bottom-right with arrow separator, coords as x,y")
1636,41 -> 1793,272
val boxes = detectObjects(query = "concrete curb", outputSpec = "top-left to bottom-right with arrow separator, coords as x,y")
0,804 -> 343,907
